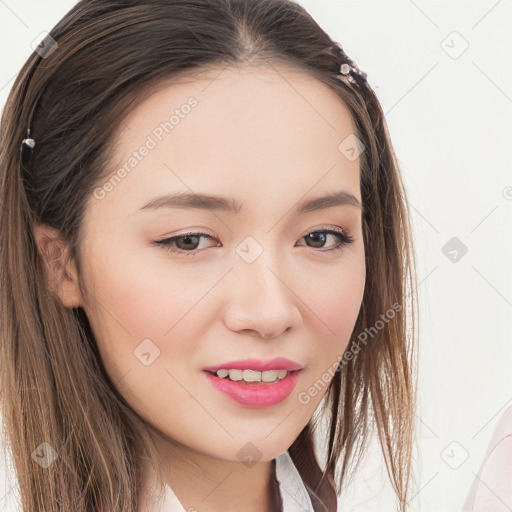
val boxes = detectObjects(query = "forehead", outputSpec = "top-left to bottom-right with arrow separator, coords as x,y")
119,62 -> 357,153
88,63 -> 361,223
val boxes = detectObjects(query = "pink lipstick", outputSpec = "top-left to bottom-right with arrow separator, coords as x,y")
203,357 -> 303,408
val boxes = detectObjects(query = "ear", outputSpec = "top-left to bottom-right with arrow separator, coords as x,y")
33,221 -> 83,309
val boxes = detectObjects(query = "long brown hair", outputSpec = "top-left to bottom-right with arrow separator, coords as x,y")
0,1 -> 418,510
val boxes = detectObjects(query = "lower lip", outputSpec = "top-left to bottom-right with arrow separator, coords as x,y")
204,370 -> 301,408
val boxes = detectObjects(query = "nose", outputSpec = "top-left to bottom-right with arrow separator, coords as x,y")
223,251 -> 302,339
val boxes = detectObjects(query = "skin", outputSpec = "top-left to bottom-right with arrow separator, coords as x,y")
34,62 -> 366,512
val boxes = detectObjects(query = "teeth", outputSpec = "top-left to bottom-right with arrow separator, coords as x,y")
215,369 -> 290,383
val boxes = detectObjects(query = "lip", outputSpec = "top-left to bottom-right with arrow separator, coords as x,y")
202,357 -> 303,373
204,369 -> 302,408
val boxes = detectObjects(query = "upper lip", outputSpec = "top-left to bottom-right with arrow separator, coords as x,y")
203,357 -> 303,373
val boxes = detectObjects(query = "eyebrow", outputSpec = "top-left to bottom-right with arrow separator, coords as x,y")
139,190 -> 362,215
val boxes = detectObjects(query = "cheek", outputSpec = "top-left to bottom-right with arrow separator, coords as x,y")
317,269 -> 365,335
83,238 -> 205,335
298,249 -> 365,382
305,248 -> 365,338
81,257 -> 210,430
79,247 -> 208,386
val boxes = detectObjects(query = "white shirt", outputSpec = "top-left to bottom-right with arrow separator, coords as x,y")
141,449 -> 315,512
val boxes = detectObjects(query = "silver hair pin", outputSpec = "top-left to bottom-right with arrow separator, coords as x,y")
21,129 -> 36,149
331,41 -> 368,85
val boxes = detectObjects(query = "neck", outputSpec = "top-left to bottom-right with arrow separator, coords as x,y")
140,439 -> 282,512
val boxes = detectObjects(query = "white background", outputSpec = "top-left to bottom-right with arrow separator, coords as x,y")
0,1 -> 511,511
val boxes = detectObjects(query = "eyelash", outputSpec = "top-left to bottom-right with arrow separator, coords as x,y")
153,227 -> 355,257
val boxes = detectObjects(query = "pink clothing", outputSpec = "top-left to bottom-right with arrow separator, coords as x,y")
463,405 -> 512,511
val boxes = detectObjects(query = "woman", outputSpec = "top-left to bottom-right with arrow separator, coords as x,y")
0,0 -> 418,510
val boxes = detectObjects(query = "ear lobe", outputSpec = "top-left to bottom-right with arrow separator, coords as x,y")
33,221 -> 83,309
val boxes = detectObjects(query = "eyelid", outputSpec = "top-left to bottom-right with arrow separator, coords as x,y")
158,225 -> 350,241
301,224 -> 347,237
154,225 -> 355,256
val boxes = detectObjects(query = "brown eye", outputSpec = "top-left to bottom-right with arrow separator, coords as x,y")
298,229 -> 354,252
153,228 -> 354,258
154,232 -> 218,256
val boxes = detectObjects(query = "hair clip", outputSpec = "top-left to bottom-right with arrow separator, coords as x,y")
331,42 -> 368,85
21,129 -> 36,150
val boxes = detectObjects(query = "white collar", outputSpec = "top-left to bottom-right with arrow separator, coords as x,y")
275,449 -> 315,511
143,450 -> 315,512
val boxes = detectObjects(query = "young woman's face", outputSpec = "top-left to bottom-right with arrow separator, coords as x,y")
77,64 -> 366,463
